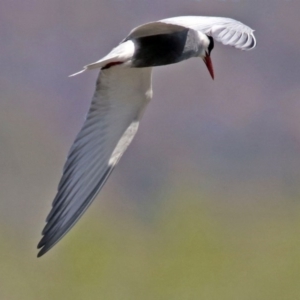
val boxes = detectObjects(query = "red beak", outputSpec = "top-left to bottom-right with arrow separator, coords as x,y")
203,54 -> 214,80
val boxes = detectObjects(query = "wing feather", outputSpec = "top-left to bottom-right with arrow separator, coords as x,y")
161,16 -> 256,50
126,16 -> 256,51
38,66 -> 152,257
124,22 -> 187,41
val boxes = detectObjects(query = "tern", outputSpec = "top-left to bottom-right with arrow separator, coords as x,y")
37,16 -> 256,257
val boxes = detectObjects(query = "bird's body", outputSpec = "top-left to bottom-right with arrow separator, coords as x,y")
132,29 -> 208,67
38,16 -> 256,257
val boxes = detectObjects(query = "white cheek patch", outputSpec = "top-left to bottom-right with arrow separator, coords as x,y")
108,121 -> 139,166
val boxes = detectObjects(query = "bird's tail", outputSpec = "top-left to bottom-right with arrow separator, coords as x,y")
69,40 -> 135,77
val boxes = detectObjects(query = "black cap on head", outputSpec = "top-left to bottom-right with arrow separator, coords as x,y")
207,36 -> 214,55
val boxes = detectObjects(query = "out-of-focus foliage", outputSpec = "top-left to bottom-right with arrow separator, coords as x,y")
1,188 -> 300,300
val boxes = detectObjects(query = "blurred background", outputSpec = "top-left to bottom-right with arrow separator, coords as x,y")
1,0 -> 300,299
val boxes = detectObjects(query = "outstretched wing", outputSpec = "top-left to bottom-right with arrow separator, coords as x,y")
124,22 -> 187,41
126,16 -> 256,51
161,16 -> 256,50
38,66 -> 152,257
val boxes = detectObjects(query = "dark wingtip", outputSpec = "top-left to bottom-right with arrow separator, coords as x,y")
248,33 -> 257,49
37,241 -> 53,257
37,234 -> 49,257
37,235 -> 47,249
37,247 -> 46,257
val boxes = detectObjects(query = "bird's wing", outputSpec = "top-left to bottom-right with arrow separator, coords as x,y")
161,16 -> 256,50
126,16 -> 256,51
38,66 -> 152,257
124,22 -> 188,41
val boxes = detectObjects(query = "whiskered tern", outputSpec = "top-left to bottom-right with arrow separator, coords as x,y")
38,16 -> 256,257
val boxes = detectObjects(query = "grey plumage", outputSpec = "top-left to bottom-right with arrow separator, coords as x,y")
37,67 -> 152,257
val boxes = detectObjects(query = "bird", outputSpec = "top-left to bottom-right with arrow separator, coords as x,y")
37,16 -> 256,257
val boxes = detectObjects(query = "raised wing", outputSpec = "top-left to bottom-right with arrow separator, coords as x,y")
162,16 -> 256,50
38,66 -> 152,257
126,16 -> 256,51
124,22 -> 187,41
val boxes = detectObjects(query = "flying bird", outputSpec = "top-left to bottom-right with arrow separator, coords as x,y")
37,16 -> 256,257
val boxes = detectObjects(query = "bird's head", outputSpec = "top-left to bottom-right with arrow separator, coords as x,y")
199,34 -> 215,80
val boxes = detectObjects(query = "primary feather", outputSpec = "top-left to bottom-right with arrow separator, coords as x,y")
126,16 -> 256,50
37,67 -> 152,256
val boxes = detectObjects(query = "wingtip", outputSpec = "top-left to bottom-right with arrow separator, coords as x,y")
37,239 -> 52,257
244,33 -> 256,51
250,33 -> 257,49
37,247 -> 47,258
37,242 -> 45,257
37,250 -> 43,258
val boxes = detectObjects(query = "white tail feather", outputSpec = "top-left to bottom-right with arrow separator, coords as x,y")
68,40 -> 135,78
69,69 -> 87,77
